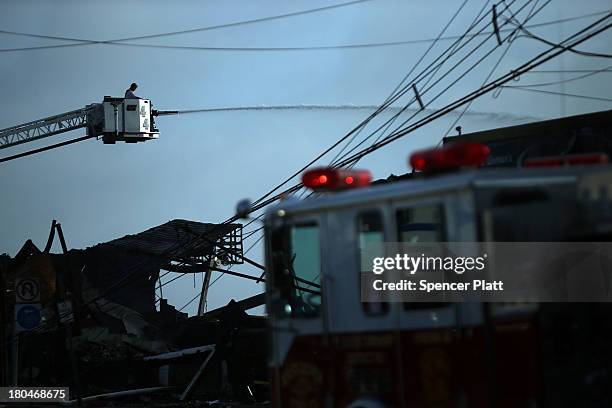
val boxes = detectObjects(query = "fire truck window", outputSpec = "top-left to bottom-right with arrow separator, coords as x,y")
396,205 -> 444,243
396,205 -> 446,310
289,224 -> 321,318
358,211 -> 389,316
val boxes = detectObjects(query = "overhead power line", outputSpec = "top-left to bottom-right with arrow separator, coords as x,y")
440,0 -> 543,140
328,0 -> 472,165
0,30 -> 97,43
244,1 -> 539,220
528,68 -> 612,73
498,86 -> 612,102
0,9 -> 609,53
253,0 -> 531,208
0,0 -> 372,46
336,0 -> 547,164
328,0 -> 544,169
333,13 -> 612,169
514,25 -> 612,58
243,11 -> 612,219
248,0 -> 528,208
105,0 -> 374,43
108,9 -> 612,52
0,43 -> 93,53
0,134 -> 95,163
507,63 -> 612,87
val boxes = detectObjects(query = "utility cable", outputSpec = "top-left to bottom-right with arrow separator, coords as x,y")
248,0 -> 522,209
243,11 -> 612,219
527,68 -> 612,73
441,0 -> 543,140
213,0 -> 530,225
0,135 -> 95,163
0,0 -> 372,48
334,13 -> 612,169
333,0 -> 540,165
306,0 -> 533,168
515,25 -> 612,58
211,0 -> 533,239
328,0 -> 471,165
497,86 -> 612,101
1,9 -> 609,53
340,0 -> 497,161
507,63 -> 612,87
105,0 -> 373,43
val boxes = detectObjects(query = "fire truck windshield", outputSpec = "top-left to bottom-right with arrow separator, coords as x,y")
268,222 -> 322,319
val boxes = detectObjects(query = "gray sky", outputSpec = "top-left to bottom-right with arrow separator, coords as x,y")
1,0 -> 611,314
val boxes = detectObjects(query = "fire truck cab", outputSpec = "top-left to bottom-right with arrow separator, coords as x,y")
263,141 -> 612,407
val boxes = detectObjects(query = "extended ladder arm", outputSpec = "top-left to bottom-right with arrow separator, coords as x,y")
0,98 -> 160,164
0,104 -> 104,150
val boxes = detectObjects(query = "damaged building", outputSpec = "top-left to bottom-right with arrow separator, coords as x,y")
0,219 -> 269,404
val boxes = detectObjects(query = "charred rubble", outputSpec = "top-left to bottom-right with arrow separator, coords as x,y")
0,219 -> 269,404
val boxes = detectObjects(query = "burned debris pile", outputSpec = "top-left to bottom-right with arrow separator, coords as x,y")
0,219 -> 268,404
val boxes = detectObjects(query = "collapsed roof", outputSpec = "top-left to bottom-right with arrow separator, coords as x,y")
96,219 -> 243,266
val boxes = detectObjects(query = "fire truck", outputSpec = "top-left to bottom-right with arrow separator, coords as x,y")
0,96 -> 165,163
261,110 -> 612,407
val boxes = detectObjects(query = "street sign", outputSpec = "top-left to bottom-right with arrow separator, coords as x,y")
15,278 -> 40,303
15,304 -> 42,331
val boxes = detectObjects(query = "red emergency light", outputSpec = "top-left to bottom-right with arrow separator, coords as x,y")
409,142 -> 490,173
302,167 -> 372,191
524,153 -> 609,168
